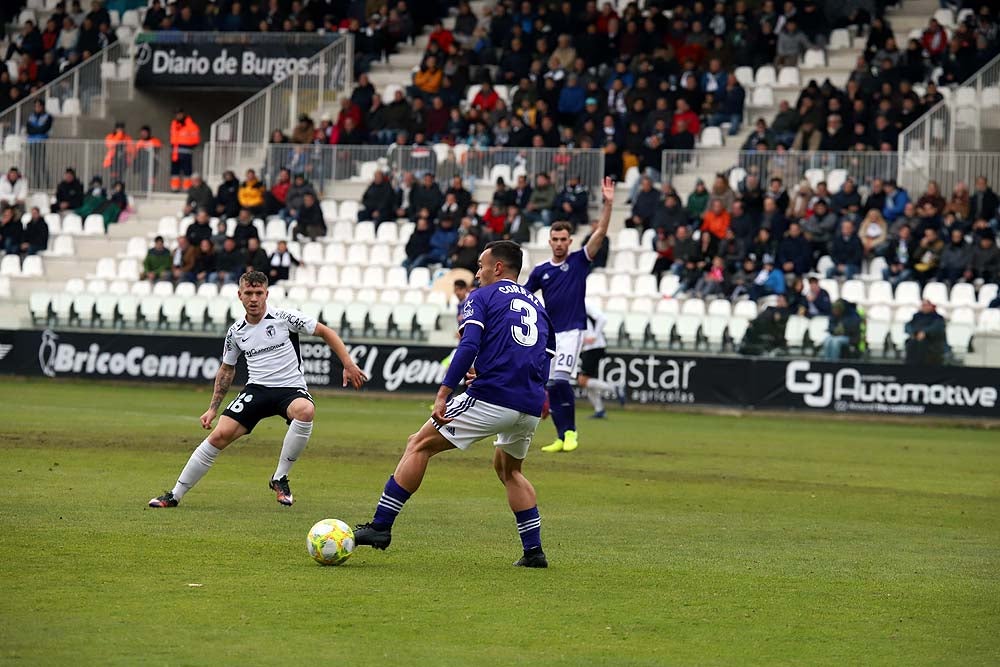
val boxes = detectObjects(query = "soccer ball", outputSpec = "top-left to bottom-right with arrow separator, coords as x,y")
307,519 -> 355,566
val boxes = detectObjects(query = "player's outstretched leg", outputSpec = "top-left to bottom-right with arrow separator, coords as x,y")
149,418 -> 245,507
493,448 -> 547,568
355,420 -> 455,549
268,398 -> 314,506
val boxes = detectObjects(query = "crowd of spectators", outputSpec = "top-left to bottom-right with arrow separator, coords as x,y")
1,0 -> 122,111
634,170 -> 1000,307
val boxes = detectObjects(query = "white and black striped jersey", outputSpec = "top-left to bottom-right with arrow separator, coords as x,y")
222,307 -> 317,389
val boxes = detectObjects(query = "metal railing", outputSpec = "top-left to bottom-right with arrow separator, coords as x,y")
207,34 -> 352,180
898,53 -> 1000,169
211,143 -> 605,199
0,40 -> 133,140
660,149 -> 1000,195
9,138 -> 203,198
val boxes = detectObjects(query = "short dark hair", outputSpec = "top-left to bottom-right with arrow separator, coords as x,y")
484,240 -> 523,275
240,271 -> 269,288
454,279 -> 468,289
550,221 -> 573,235
154,235 -> 164,243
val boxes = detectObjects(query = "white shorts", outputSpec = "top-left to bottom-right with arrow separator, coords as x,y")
550,329 -> 584,379
433,394 -> 541,460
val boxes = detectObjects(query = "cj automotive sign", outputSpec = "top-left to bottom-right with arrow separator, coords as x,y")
134,37 -> 336,88
0,329 -> 996,418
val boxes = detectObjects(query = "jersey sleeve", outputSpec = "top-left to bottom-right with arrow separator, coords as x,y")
574,248 -> 593,267
276,308 -> 318,335
523,266 -> 542,293
458,291 -> 487,332
544,311 -> 557,358
222,328 -> 241,365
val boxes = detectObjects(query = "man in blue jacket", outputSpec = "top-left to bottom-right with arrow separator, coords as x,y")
882,180 -> 910,222
26,98 -> 52,186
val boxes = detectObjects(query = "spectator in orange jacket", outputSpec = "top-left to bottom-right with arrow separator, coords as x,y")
411,55 -> 443,99
700,198 -> 731,257
103,121 -> 132,182
169,108 -> 200,192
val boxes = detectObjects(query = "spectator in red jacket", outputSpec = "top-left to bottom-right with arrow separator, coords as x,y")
336,97 -> 363,133
471,82 -> 501,112
671,98 -> 701,136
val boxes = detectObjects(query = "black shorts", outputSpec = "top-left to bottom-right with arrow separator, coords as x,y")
221,384 -> 313,432
579,348 -> 605,378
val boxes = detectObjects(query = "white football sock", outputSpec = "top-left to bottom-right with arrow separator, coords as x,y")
587,379 -> 614,393
171,440 -> 220,500
273,419 -> 312,480
587,386 -> 605,413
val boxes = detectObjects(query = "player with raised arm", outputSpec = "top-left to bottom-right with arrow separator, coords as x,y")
148,270 -> 367,508
353,241 -> 555,567
579,302 -> 626,419
524,176 -> 615,452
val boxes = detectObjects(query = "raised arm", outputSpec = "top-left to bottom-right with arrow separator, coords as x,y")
201,362 -> 236,429
585,176 -> 616,260
314,322 -> 368,389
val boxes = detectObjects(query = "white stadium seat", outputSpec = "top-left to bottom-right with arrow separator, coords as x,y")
802,49 -> 826,69
754,65 -> 776,87
750,86 -> 774,108
777,67 -> 800,87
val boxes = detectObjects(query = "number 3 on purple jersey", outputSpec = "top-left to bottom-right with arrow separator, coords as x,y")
510,298 -> 539,347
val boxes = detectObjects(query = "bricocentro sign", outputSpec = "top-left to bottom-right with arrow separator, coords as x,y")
133,38 -> 334,88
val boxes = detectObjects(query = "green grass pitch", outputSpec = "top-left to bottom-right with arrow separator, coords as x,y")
0,378 -> 997,666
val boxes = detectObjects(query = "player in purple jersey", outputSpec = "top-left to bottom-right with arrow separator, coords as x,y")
353,241 -> 556,567
523,177 -> 615,452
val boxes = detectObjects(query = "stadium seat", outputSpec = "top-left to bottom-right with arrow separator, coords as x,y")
727,316 -> 750,347
622,313 -> 649,346
101,62 -> 117,80
338,201 -> 360,222
340,265 -> 363,288
300,301 -> 323,324
750,86 -> 774,107
946,323 -> 973,353
123,236 -> 146,259
922,282 -> 949,306
707,299 -> 732,317
728,167 -> 747,192
315,265 -> 338,287
391,304 -> 417,336
62,214 -> 83,235
378,288 -> 400,304
346,244 -> 369,266
949,283 -> 976,308
616,228 -> 640,250
828,28 -> 851,49
286,285 -> 310,302
867,320 -> 889,356
44,213 -> 61,234
196,283 -> 219,299
51,293 -> 74,323
895,281 -> 921,306
86,279 -> 107,294
309,287 -> 331,303
659,274 -> 680,296
702,315 -> 728,349
631,297 -> 654,314
62,98 -> 81,116
362,266 -> 385,286
108,280 -> 128,296
29,292 -> 51,324
489,164 -> 512,185
804,168 -> 825,190
302,242 -> 324,265
355,221 -> 377,244
368,304 -> 393,334
408,267 -> 431,288
612,250 -> 635,274
633,274 -> 659,298
129,280 -> 152,296
117,259 -> 138,281
139,295 -> 163,327
45,96 -> 61,116
978,309 -> 1000,332
376,223 -> 399,244
840,280 -> 866,304
603,312 -> 624,345
369,245 -> 392,267
784,314 -> 809,350
161,296 -> 185,328
94,258 -> 116,280
324,242 -> 346,265
648,313 -> 674,347
94,294 -> 118,327
801,49 -> 826,69
754,65 -> 776,87
777,67 -> 800,87
320,200 -> 338,222
83,215 -> 105,235
733,300 -> 758,320
425,291 -> 448,311
264,219 -> 286,241
955,86 -> 976,107
681,298 -> 706,316
977,283 -> 998,308
734,66 -> 754,88
65,278 -> 85,294
674,314 -> 702,348
0,276 -> 9,298
699,127 -> 723,147
586,273 -> 609,297
981,87 -> 1000,108
415,304 -> 439,334
933,8 -> 954,27
175,282 -> 196,298
605,295 -> 628,313
608,274 -> 632,296
185,296 -> 209,329
332,287 -> 355,303
826,169 -> 848,194
807,316 -> 829,348
867,305 -> 892,323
